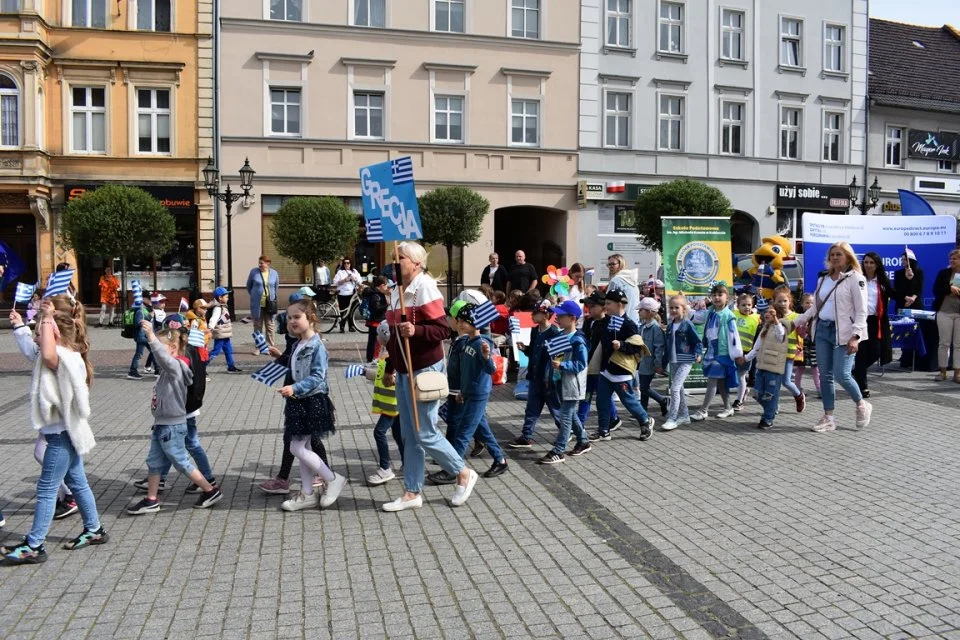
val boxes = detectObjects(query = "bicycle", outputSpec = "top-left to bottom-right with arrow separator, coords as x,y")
316,286 -> 365,334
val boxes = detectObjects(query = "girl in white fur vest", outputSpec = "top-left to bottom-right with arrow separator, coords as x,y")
3,295 -> 108,566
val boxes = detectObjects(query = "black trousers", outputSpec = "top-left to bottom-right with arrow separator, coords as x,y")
337,295 -> 353,330
853,315 -> 881,393
278,432 -> 328,481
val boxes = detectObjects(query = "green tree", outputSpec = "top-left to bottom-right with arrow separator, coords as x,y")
633,179 -> 732,253
59,184 -> 176,310
269,196 -> 359,282
418,186 -> 489,300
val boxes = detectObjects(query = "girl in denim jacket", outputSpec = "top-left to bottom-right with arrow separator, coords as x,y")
272,299 -> 347,512
662,295 -> 703,431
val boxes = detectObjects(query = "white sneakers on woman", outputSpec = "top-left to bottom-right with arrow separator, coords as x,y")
855,402 -> 873,430
450,470 -> 479,507
812,414 -> 836,432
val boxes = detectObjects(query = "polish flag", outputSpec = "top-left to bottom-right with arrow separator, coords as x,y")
607,181 -> 626,193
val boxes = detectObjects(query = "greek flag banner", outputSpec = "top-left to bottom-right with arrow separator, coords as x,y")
132,279 -> 143,307
365,218 -> 383,243
469,300 -> 500,329
607,315 -> 624,333
15,282 -> 35,304
359,156 -> 423,241
253,331 -> 270,354
345,364 -> 366,379
188,328 -> 206,348
251,362 -> 288,387
508,316 -> 520,334
45,270 -> 74,297
545,334 -> 572,358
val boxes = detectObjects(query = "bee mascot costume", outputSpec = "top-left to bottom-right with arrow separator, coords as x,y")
735,236 -> 793,310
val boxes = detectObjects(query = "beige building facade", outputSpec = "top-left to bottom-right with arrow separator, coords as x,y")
219,0 -> 580,308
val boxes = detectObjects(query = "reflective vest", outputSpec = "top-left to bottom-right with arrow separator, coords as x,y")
372,358 -> 398,417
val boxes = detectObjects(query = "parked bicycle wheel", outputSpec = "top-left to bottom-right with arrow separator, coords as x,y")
316,302 -> 339,333
349,301 -> 365,333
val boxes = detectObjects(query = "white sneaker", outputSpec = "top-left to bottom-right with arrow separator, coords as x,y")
280,491 -> 318,511
812,415 -> 836,432
382,494 -> 423,512
450,469 -> 479,507
690,410 -> 708,422
143,365 -> 154,374
855,401 -> 873,430
367,468 -> 396,485
716,408 -> 735,419
319,473 -> 347,508
660,420 -> 679,431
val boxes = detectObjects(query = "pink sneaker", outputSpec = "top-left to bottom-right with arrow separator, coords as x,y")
855,401 -> 873,430
811,415 -> 836,433
258,477 -> 290,495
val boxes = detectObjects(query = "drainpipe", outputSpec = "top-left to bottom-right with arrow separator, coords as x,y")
862,0 -> 870,214
212,0 -> 222,285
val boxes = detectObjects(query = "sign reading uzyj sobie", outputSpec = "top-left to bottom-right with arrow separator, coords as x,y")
776,183 -> 850,211
907,130 -> 960,161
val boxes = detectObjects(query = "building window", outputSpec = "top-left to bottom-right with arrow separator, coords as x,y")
71,87 -> 106,153
434,95 -> 463,143
607,0 -> 630,48
658,2 -> 683,53
510,99 -> 539,146
137,0 -> 171,31
658,95 -> 683,151
938,160 -> 956,174
270,88 -> 301,136
720,101 -> 743,155
822,111 -> 842,162
0,75 -> 17,147
269,0 -> 302,21
136,88 -> 171,154
0,0 -> 19,12
511,0 -> 539,39
604,92 -> 630,148
780,18 -> 802,67
780,106 -> 801,159
354,92 -> 384,139
824,24 -> 845,72
720,8 -> 744,61
885,126 -> 903,168
72,0 -> 106,27
354,0 -> 385,27
435,0 -> 464,32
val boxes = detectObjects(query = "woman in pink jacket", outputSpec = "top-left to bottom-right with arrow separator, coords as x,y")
796,242 -> 872,433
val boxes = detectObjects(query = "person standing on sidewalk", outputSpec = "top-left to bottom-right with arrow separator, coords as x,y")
246,255 -> 279,348
332,258 -> 362,333
932,249 -> 960,383
852,252 -> 892,396
97,267 -> 120,327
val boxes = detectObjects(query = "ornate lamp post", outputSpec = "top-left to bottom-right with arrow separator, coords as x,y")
204,157 -> 255,317
849,176 -> 881,214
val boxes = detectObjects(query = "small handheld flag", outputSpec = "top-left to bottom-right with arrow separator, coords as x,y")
252,331 -> 270,355
45,270 -> 74,297
187,328 -> 206,348
251,362 -> 288,387
607,315 -> 624,333
14,282 -> 35,304
469,300 -> 501,329
131,279 -> 143,307
345,364 -> 366,379
438,399 -> 450,424
179,297 -> 190,313
545,334 -> 572,358
508,316 -> 520,334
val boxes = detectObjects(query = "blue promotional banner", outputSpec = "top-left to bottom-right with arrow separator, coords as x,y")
359,156 -> 423,242
801,213 -> 957,311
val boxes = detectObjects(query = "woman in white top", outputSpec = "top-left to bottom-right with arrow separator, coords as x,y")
852,252 -> 892,399
332,257 -> 362,333
795,242 -> 872,433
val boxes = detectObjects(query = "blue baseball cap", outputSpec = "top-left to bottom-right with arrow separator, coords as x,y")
553,300 -> 583,319
288,292 -> 305,303
213,286 -> 230,298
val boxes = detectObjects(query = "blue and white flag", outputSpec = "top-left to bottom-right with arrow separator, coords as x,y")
438,398 -> 450,424
252,331 -> 270,354
469,300 -> 500,329
508,316 -> 520,334
251,362 -> 288,387
365,217 -> 383,243
345,364 -> 366,379
14,282 -> 35,304
359,156 -> 423,241
45,270 -> 74,297
545,334 -> 572,358
676,267 -> 688,284
187,328 -> 206,348
131,279 -> 143,307
607,314 -> 624,333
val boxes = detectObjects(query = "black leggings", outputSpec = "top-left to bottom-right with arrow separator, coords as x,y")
366,325 -> 379,362
278,432 -> 329,481
853,316 -> 882,393
338,295 -> 353,330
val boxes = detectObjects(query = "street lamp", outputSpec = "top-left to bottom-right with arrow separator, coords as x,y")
849,176 -> 881,214
204,156 -> 256,318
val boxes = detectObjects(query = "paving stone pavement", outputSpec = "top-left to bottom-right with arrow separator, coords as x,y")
1,327 -> 960,639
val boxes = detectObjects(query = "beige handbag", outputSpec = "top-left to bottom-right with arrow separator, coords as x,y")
414,370 -> 449,402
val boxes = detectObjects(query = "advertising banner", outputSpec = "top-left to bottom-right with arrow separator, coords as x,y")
801,213 -> 957,310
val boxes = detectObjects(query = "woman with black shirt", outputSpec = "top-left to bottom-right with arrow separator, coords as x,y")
853,252 -> 892,398
894,251 -> 924,367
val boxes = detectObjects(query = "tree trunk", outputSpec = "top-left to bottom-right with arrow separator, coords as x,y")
446,243 -> 454,301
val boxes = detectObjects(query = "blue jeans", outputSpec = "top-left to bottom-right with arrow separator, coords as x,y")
577,374 -> 618,425
129,341 -> 149,375
208,338 -> 236,368
397,362 -> 465,493
782,360 -> 802,398
596,375 -> 650,435
146,423 -> 196,476
444,398 -> 463,442
754,369 -> 783,424
546,395 -> 587,454
374,414 -> 403,470
454,395 -> 505,462
815,320 -> 862,412
520,380 -> 560,439
157,416 -> 214,481
637,373 -> 666,410
28,432 -> 101,547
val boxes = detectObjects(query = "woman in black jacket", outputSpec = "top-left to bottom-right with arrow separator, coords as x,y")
893,252 -> 924,367
363,276 -> 389,362
853,252 -> 892,398
932,249 -> 960,382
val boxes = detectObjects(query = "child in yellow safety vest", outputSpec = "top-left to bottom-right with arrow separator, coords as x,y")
733,293 -> 760,411
773,286 -> 806,413
367,355 -> 403,486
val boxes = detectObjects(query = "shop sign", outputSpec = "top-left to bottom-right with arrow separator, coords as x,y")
613,205 -> 636,233
776,183 -> 850,211
66,184 -> 195,214
907,130 -> 960,161
881,201 -> 902,213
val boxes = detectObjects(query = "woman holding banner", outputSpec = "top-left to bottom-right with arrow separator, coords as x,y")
380,241 -> 478,512
932,249 -> 960,382
795,242 -> 872,433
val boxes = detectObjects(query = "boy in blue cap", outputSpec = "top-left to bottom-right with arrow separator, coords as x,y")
206,287 -> 242,373
540,300 -> 591,464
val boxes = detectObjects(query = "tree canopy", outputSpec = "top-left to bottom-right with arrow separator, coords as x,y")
418,186 -> 489,297
269,196 -> 359,267
633,179 -> 732,253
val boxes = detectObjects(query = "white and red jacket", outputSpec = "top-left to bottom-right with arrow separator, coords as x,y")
795,268 -> 868,346
384,272 -> 448,375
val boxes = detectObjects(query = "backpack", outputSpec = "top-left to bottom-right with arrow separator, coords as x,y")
182,345 -> 207,413
359,290 -> 373,320
121,307 -> 138,339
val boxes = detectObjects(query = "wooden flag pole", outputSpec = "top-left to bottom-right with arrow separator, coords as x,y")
394,241 -> 421,432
